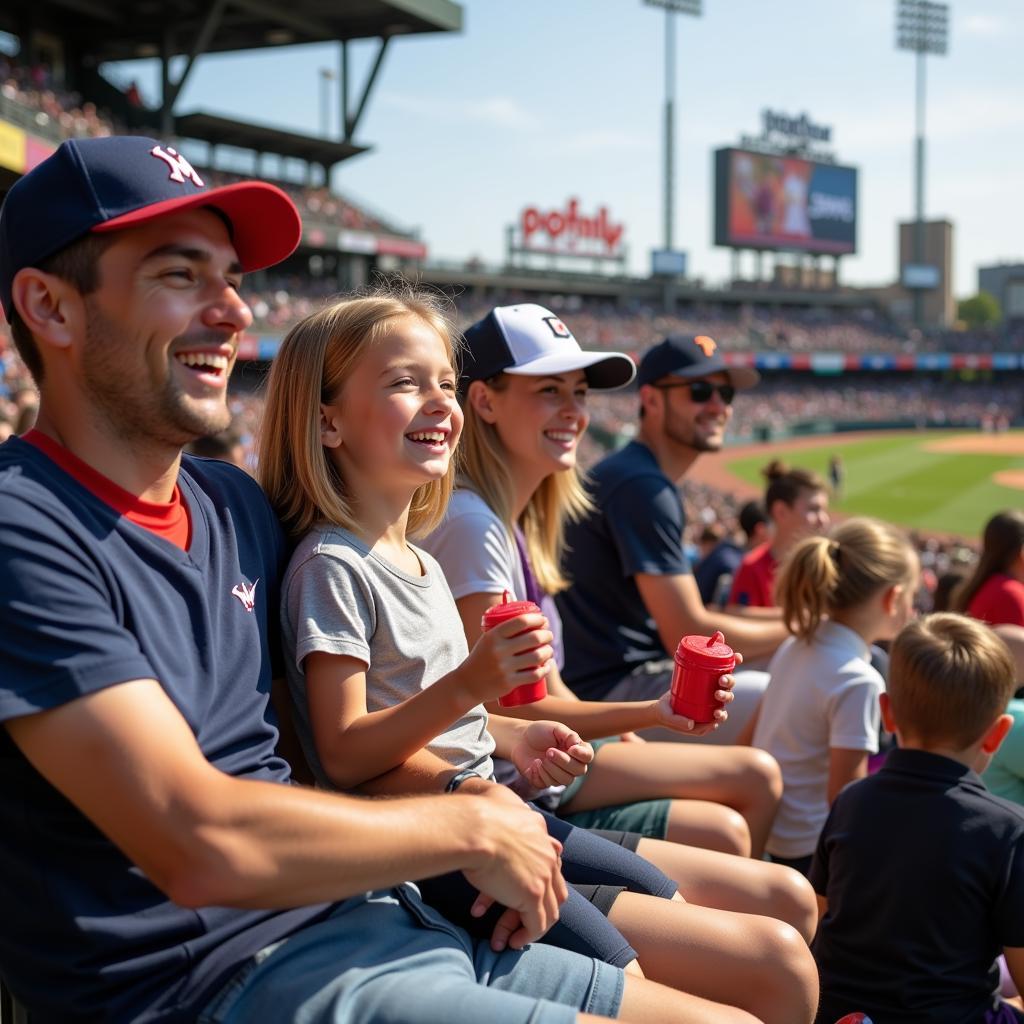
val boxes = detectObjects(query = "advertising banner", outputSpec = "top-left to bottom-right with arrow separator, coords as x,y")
715,148 -> 857,255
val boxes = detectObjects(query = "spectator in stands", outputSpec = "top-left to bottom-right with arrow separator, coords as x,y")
728,462 -> 830,612
185,421 -> 248,470
983,624 -> 1024,806
954,510 -> 1024,627
811,613 -> 1024,1023
933,569 -> 968,612
743,518 -> 919,876
695,500 -> 769,608
0,136 -> 674,1024
556,335 -> 789,744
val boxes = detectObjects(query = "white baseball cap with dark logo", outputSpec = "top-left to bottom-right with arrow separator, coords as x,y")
460,303 -> 636,392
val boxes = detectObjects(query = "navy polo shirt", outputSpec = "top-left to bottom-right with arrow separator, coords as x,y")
557,441 -> 690,700
810,747 -> 1024,1023
0,437 -> 330,1024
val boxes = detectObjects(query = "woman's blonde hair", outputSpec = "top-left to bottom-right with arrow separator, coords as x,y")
459,374 -> 591,594
775,517 -> 917,641
258,284 -> 460,541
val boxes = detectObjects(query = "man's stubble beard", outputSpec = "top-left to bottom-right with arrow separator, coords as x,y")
81,301 -> 232,448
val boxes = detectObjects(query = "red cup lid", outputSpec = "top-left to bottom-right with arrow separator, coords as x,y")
481,590 -> 541,627
675,630 -> 735,668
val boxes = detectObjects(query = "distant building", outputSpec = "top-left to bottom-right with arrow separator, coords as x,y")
978,264 -> 1024,324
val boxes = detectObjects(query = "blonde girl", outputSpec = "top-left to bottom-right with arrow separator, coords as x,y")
745,517 -> 920,875
258,286 -> 819,1024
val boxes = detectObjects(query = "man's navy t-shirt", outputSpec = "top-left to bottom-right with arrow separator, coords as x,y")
0,438 -> 329,1024
557,441 -> 690,700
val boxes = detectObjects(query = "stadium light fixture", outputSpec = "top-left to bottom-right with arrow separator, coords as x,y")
895,0 -> 949,326
643,0 -> 703,255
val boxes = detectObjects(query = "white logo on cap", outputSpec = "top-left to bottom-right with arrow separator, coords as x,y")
542,316 -> 571,339
150,146 -> 205,188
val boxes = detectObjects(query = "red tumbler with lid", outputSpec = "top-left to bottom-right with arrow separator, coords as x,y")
670,631 -> 736,723
481,590 -> 548,707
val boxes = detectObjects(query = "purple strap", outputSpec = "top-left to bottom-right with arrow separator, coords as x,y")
513,527 -> 545,607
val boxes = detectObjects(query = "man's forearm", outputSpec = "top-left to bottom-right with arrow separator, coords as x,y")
171,774 -> 497,909
353,748 -> 461,797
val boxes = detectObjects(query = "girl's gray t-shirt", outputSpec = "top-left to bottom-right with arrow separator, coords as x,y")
281,524 -> 495,790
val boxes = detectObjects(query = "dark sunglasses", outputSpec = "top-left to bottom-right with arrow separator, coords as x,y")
652,380 -> 736,405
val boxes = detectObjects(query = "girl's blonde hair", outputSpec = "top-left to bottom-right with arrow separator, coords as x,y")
258,284 -> 460,541
775,517 -> 917,641
459,374 -> 591,594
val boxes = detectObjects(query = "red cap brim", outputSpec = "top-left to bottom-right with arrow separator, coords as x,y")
92,180 -> 302,272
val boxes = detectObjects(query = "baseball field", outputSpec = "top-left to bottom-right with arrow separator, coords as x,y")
696,430 -> 1024,541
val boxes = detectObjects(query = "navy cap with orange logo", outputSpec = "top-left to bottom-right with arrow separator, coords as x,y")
636,334 -> 760,389
0,135 -> 302,321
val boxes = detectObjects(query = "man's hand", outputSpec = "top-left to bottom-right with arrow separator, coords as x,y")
510,720 -> 593,789
459,784 -> 567,951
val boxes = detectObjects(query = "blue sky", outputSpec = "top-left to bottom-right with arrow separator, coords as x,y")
102,0 -> 1022,298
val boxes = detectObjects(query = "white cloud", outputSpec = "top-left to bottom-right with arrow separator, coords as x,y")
961,15 -> 1004,36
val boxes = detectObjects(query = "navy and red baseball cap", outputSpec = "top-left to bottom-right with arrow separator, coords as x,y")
0,135 -> 302,321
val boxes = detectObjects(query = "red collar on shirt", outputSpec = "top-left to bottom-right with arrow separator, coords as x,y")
23,429 -> 192,550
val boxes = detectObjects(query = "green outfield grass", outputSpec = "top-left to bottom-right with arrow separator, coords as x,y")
724,431 -> 1024,540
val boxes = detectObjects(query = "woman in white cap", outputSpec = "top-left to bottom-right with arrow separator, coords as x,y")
421,303 -> 813,925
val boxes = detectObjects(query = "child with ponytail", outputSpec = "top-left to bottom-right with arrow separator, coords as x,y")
747,517 -> 919,875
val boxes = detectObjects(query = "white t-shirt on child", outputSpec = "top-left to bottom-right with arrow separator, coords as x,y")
754,620 -> 882,859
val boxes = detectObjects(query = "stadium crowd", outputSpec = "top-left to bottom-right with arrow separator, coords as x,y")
5,102 -> 1024,1024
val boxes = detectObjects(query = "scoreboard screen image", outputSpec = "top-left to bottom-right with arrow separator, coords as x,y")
714,147 -> 858,255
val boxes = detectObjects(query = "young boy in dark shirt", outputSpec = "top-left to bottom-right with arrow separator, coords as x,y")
811,612 -> 1024,1024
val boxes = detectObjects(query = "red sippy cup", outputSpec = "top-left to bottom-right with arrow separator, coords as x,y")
670,631 -> 736,723
480,590 -> 549,707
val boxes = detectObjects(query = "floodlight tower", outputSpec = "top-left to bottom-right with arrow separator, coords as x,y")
643,0 -> 702,255
896,0 -> 949,326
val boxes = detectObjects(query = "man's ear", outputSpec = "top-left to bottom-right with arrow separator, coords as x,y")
320,403 -> 343,448
10,268 -> 82,354
638,383 -> 661,419
466,380 -> 498,424
980,713 -> 1014,756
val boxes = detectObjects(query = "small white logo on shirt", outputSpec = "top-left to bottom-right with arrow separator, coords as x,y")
231,579 -> 259,612
150,145 -> 205,187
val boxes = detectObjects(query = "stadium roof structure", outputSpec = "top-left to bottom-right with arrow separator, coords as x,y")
2,0 -> 462,141
174,112 -> 367,170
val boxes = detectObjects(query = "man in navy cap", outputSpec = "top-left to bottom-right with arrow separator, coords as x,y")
556,335 -> 788,743
0,137 -> 641,1024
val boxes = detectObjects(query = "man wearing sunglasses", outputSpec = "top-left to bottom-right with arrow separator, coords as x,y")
556,334 -> 789,743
